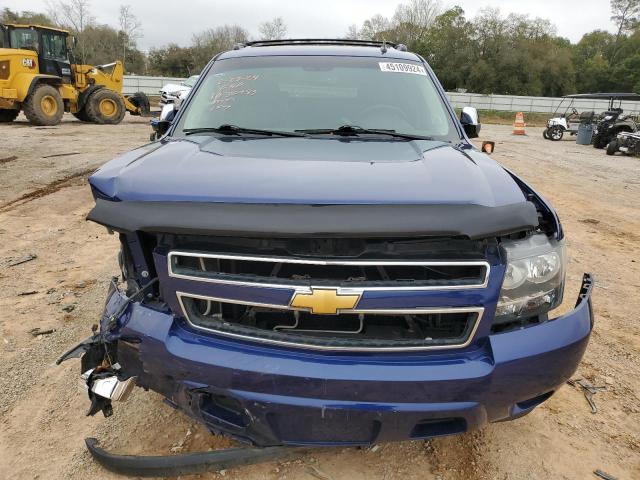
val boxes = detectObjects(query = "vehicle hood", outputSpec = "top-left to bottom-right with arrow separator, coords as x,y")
91,136 -> 525,205
88,136 -> 539,238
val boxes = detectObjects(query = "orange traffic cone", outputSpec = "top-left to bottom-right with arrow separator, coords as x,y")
513,112 -> 526,135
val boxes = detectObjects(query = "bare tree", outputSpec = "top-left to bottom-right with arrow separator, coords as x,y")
119,4 -> 142,70
359,14 -> 391,40
344,24 -> 360,40
611,0 -> 640,38
258,17 -> 287,40
392,0 -> 442,45
46,0 -> 94,63
191,25 -> 249,69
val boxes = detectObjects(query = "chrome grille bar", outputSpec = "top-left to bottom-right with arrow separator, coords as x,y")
168,251 -> 490,291
176,291 -> 484,352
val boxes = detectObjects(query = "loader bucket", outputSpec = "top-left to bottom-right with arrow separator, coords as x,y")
125,92 -> 151,116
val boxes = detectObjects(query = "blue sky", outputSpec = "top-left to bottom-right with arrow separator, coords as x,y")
3,0 -> 616,50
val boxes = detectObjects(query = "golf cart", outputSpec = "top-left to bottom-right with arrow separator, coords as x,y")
543,94 -> 597,141
544,93 -> 640,143
606,131 -> 640,156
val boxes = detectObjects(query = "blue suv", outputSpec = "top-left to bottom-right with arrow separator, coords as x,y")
62,40 -> 593,453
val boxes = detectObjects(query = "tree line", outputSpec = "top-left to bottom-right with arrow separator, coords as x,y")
2,0 -> 639,96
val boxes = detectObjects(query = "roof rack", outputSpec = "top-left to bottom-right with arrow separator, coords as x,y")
244,39 -> 399,48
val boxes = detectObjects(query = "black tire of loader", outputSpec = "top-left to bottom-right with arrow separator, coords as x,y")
23,84 -> 64,126
0,109 -> 19,122
73,108 -> 91,122
86,89 -> 126,125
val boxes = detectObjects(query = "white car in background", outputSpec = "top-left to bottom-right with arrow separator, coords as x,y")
159,75 -> 199,105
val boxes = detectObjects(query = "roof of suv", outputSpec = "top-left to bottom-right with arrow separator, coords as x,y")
217,39 -> 422,61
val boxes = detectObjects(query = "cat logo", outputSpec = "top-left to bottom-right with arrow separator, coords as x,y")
22,58 -> 35,69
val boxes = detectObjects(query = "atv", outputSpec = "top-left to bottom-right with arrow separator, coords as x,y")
592,109 -> 638,149
606,131 -> 640,156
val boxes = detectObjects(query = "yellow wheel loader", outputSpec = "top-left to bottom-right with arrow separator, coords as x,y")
0,23 -> 150,126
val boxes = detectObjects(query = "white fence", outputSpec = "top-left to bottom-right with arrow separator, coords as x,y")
123,75 -> 640,113
445,92 -> 640,114
123,75 -> 186,95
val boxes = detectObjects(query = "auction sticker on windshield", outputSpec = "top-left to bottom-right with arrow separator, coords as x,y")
379,62 -> 427,76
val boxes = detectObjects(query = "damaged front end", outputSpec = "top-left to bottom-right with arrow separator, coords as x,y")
58,278 -> 315,477
57,277 -> 154,418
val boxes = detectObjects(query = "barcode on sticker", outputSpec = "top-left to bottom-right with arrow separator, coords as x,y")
379,62 -> 427,76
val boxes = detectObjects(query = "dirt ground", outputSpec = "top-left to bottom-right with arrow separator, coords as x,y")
0,114 -> 638,480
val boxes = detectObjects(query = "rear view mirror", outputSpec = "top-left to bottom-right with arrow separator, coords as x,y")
460,106 -> 481,138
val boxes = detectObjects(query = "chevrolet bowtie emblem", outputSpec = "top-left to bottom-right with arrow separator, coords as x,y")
290,288 -> 361,315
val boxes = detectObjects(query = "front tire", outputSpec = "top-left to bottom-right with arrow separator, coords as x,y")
0,109 -> 19,123
592,133 -> 608,149
86,89 -> 126,124
549,125 -> 563,141
23,84 -> 64,126
72,108 -> 91,122
606,139 -> 619,156
543,128 -> 550,139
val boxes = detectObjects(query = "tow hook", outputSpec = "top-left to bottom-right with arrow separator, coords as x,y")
81,363 -> 137,417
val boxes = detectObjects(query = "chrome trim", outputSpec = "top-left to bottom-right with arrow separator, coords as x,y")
176,291 -> 484,352
167,250 -> 491,291
274,310 -> 365,334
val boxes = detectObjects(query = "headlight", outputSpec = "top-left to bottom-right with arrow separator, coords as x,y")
495,234 -> 566,324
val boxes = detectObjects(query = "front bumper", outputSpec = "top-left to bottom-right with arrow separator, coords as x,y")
89,274 -> 593,447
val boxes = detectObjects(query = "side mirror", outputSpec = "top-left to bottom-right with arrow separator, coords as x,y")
173,95 -> 184,111
150,119 -> 171,141
152,103 -> 177,140
160,102 -> 175,121
460,106 -> 481,138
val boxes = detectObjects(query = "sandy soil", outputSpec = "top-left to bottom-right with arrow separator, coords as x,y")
0,114 -> 638,480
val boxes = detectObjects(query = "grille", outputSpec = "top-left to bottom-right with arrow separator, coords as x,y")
178,294 -> 481,350
164,250 -> 489,351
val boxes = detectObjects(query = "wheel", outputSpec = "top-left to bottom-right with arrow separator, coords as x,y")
0,109 -> 19,122
592,133 -> 608,149
606,139 -> 619,156
86,89 -> 126,124
72,108 -> 91,122
23,84 -> 64,126
548,125 -> 563,141
543,128 -> 550,139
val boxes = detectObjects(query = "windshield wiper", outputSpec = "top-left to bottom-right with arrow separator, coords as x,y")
184,124 -> 307,137
296,125 -> 434,141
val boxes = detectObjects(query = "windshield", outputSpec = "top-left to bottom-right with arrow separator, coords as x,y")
41,30 -> 68,62
176,55 -> 458,141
